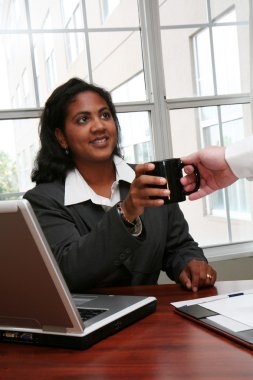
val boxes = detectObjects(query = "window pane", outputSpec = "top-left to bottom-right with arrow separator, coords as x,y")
33,33 -> 88,106
169,104 -> 253,246
0,0 -> 27,29
29,0 -> 84,29
159,0 -> 208,26
212,24 -> 249,94
211,0 -> 249,23
161,1 -> 249,98
0,119 -> 39,199
89,31 -> 146,101
161,28 -> 204,98
111,72 -> 146,102
118,112 -> 154,164
0,35 -> 37,109
86,0 -> 139,28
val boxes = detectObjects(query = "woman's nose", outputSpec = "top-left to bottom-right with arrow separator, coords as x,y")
91,117 -> 105,132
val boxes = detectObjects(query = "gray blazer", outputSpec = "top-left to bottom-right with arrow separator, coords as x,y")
24,179 -> 206,292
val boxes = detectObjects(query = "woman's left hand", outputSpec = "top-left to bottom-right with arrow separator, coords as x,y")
179,259 -> 217,292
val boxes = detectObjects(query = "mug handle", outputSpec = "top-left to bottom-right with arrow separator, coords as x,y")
180,162 -> 200,195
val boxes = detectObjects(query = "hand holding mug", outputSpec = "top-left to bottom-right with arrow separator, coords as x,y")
147,158 -> 200,204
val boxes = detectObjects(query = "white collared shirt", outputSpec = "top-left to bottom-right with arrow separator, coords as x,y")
64,155 -> 135,207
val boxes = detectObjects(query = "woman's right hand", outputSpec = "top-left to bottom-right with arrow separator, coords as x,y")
120,163 -> 170,222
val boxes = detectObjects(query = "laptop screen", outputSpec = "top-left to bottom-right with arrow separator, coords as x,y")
0,200 -> 83,332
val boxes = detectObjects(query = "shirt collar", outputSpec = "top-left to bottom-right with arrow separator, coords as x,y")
64,155 -> 135,206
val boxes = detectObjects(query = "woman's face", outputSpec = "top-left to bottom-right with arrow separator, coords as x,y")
55,91 -> 117,166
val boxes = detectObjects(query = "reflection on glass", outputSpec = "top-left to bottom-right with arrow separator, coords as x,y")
0,119 -> 39,199
118,112 -> 153,164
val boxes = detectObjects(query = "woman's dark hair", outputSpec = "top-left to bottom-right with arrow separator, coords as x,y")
31,77 -> 122,184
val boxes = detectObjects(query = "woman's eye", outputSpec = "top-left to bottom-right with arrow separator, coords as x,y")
101,111 -> 111,120
78,116 -> 88,124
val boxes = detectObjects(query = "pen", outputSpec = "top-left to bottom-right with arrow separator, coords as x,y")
228,292 -> 244,297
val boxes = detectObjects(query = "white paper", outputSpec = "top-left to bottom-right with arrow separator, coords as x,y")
202,293 -> 253,328
207,315 -> 252,332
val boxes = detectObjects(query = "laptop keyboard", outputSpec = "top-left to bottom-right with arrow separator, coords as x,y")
77,308 -> 107,321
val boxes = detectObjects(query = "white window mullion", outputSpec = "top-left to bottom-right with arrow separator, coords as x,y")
138,0 -> 173,160
249,0 -> 253,117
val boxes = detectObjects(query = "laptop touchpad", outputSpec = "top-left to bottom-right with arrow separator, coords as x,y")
73,296 -> 98,307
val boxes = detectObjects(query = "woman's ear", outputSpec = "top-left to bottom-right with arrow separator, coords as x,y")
55,128 -> 68,150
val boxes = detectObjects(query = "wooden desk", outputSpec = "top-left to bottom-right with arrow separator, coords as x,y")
1,280 -> 253,379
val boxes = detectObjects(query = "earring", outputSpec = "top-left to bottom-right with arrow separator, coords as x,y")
65,148 -> 69,155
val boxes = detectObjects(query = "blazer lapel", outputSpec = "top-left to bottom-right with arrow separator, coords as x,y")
119,180 -> 131,200
69,201 -> 105,234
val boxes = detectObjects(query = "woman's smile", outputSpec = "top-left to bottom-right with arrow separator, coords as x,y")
90,136 -> 109,146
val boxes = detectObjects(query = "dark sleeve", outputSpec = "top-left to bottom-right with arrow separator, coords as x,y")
162,204 -> 207,282
24,185 -> 145,291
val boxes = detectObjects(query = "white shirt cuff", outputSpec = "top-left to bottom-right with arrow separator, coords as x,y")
225,136 -> 253,181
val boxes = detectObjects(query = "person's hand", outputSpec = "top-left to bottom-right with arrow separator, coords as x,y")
179,259 -> 217,292
181,146 -> 238,200
120,163 -> 170,221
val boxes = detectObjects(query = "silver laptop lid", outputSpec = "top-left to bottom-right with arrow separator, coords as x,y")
0,199 -> 84,334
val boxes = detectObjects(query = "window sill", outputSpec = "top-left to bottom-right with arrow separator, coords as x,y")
203,241 -> 253,262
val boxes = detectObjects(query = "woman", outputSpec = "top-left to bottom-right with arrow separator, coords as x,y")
24,77 -> 216,292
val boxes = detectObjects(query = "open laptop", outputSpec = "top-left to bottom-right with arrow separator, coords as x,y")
0,199 -> 156,349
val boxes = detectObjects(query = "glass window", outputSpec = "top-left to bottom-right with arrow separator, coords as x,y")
0,0 -> 27,30
118,112 -> 154,164
86,0 -> 139,28
101,0 -> 120,22
160,1 -> 250,98
193,10 -> 249,96
112,72 -> 146,103
62,0 -> 84,28
32,33 -> 89,106
0,119 -> 39,199
169,104 -> 253,246
0,35 -> 37,109
211,0 -> 249,23
0,0 -> 252,256
159,0 -> 208,25
89,31 -> 145,99
29,0 -> 84,29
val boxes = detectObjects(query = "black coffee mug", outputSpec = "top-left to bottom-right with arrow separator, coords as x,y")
147,158 -> 200,203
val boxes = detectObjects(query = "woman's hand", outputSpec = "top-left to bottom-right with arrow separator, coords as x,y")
120,163 -> 170,222
179,259 -> 217,292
